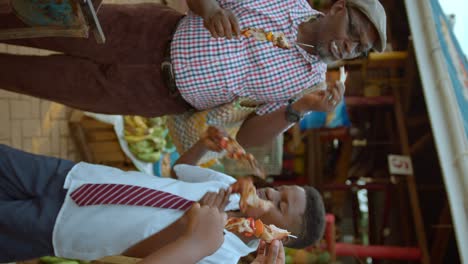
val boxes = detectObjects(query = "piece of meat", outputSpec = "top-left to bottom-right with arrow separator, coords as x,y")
241,27 -> 291,50
204,126 -> 265,178
225,217 -> 255,237
259,224 -> 291,242
220,137 -> 265,179
225,217 -> 291,243
231,178 -> 273,213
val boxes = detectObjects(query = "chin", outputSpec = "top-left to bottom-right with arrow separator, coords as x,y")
318,52 -> 337,64
316,47 -> 337,63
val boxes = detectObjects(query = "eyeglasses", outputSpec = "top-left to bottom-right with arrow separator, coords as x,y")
345,4 -> 371,58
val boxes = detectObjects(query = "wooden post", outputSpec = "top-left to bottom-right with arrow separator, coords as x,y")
392,85 -> 431,264
0,0 -> 11,13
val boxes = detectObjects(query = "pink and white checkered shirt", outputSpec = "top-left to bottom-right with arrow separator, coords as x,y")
171,0 -> 327,115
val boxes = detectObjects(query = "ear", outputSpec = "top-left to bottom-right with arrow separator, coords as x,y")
329,0 -> 347,15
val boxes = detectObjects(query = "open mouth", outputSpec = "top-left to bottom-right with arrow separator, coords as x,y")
257,189 -> 266,200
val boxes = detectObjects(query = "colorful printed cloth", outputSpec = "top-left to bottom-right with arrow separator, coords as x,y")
167,98 -> 257,165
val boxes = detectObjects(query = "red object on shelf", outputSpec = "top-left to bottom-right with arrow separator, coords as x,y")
345,96 -> 395,106
320,213 -> 422,261
335,243 -> 421,260
316,126 -> 350,141
282,159 -> 294,170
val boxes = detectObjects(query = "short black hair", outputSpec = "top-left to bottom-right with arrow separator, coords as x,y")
286,186 -> 326,248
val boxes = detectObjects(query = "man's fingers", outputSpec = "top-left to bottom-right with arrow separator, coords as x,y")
214,189 -> 225,208
336,80 -> 346,94
266,240 -> 280,264
206,22 -> 219,38
221,212 -> 227,225
216,188 -> 231,211
207,193 -> 217,205
331,86 -> 341,102
199,195 -> 207,205
205,10 -> 239,39
190,202 -> 201,211
221,188 -> 231,210
200,192 -> 216,206
214,19 -> 225,38
205,141 -> 223,152
201,189 -> 231,211
277,241 -> 285,263
221,15 -> 233,39
228,13 -> 240,37
256,240 -> 267,256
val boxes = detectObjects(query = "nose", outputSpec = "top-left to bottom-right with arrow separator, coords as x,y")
343,41 -> 359,58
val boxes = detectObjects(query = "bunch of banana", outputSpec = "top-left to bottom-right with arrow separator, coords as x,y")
123,116 -> 169,163
40,256 -> 89,264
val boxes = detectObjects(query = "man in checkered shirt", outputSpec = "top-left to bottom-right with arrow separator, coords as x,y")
0,0 -> 386,148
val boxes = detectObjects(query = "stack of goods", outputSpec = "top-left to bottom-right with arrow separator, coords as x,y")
39,256 -> 89,264
123,116 -> 174,163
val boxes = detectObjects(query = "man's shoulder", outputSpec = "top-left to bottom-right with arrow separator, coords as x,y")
64,162 -> 168,189
174,164 -> 237,184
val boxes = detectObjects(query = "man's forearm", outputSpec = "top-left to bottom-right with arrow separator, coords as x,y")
237,98 -> 313,148
137,237 -> 207,264
171,141 -> 209,178
186,0 -> 220,18
236,107 -> 295,148
122,217 -> 186,258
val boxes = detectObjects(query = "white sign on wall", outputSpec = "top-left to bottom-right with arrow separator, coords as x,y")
388,154 -> 414,175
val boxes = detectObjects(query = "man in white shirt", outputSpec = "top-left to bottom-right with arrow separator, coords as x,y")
0,144 -> 325,263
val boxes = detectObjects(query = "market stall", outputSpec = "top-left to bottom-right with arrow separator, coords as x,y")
404,0 -> 468,262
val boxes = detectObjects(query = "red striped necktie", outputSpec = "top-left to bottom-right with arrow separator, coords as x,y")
70,183 -> 194,210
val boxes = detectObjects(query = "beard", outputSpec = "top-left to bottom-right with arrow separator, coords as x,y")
315,42 -> 336,64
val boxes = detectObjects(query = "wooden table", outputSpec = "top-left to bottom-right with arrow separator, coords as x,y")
0,0 -> 105,43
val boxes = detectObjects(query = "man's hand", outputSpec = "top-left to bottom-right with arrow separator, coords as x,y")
199,188 -> 232,212
203,7 -> 240,39
251,240 -> 285,264
294,80 -> 345,113
187,0 -> 240,39
182,203 -> 227,256
200,126 -> 227,152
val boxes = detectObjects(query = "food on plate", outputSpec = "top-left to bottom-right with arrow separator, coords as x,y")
123,116 -> 172,163
225,217 -> 290,242
231,177 -> 273,213
241,27 -> 291,49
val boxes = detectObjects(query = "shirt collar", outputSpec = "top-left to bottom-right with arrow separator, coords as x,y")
294,43 -> 321,64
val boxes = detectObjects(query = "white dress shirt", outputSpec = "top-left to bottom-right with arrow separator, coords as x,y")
53,163 -> 258,263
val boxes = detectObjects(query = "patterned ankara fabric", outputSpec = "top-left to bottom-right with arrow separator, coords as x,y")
171,0 -> 327,115
167,98 -> 257,165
